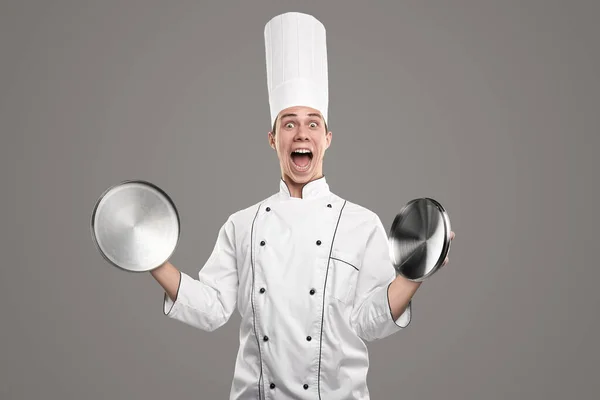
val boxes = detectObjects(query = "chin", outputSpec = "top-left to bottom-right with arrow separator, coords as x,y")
285,169 -> 314,184
292,175 -> 312,184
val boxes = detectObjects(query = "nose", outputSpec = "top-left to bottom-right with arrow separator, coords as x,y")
294,126 -> 310,141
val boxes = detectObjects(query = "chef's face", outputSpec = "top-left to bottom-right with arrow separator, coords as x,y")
268,106 -> 332,185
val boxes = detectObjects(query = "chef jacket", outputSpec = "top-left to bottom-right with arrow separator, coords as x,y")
163,176 -> 412,399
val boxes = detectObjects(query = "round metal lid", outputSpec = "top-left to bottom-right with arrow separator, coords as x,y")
388,198 -> 451,282
91,180 -> 180,272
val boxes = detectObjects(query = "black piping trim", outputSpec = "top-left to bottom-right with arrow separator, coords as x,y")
318,199 -> 347,399
250,203 -> 265,399
329,257 -> 359,271
162,270 -> 182,315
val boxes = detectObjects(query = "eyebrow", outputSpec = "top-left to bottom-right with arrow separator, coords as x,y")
280,113 -> 323,121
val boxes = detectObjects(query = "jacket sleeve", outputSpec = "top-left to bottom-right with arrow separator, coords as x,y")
350,214 -> 412,342
162,216 -> 238,332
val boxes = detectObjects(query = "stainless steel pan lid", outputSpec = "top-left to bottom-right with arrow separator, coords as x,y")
90,180 -> 180,272
388,198 -> 451,282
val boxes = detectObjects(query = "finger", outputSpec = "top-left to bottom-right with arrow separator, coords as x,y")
450,231 -> 455,240
442,257 -> 449,266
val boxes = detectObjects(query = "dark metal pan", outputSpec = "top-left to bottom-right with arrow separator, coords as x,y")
388,198 -> 451,282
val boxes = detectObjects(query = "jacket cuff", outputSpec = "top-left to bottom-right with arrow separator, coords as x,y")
163,270 -> 183,316
386,281 -> 412,328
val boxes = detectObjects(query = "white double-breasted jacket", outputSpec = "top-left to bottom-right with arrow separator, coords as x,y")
163,176 -> 411,399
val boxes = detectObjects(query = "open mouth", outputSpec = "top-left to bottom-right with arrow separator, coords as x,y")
290,149 -> 313,172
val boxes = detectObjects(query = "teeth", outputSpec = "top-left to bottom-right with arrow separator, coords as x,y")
292,149 -> 312,154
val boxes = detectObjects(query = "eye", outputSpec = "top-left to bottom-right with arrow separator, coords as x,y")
285,122 -> 295,129
309,122 -> 318,128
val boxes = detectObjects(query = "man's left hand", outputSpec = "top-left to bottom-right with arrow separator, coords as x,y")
441,231 -> 455,267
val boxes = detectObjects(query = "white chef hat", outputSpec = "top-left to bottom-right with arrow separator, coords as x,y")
264,12 -> 329,128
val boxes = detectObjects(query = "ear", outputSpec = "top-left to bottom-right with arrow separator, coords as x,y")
325,130 -> 332,149
268,131 -> 276,150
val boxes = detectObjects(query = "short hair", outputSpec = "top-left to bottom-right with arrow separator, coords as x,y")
271,114 -> 329,136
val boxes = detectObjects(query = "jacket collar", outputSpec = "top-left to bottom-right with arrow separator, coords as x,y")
279,175 -> 330,200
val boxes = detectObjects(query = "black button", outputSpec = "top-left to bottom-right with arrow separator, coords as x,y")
263,335 -> 269,341
310,289 -> 315,295
259,288 -> 265,293
266,207 -> 271,212
260,240 -> 266,246
327,204 -> 332,208
306,336 -> 312,341
270,383 -> 276,389
316,240 -> 321,245
303,384 -> 309,390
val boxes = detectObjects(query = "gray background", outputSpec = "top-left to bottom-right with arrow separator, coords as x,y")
1,0 -> 598,399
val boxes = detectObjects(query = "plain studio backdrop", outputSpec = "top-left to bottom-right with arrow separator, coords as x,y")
1,0 -> 598,399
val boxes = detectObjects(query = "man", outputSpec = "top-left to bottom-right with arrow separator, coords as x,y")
151,12 -> 454,399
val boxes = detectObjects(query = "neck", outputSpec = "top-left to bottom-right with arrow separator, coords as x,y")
282,173 -> 324,198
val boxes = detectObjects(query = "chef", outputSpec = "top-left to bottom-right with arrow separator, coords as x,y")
151,11 -> 454,400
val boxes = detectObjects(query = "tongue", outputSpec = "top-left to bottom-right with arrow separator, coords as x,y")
292,154 -> 311,167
